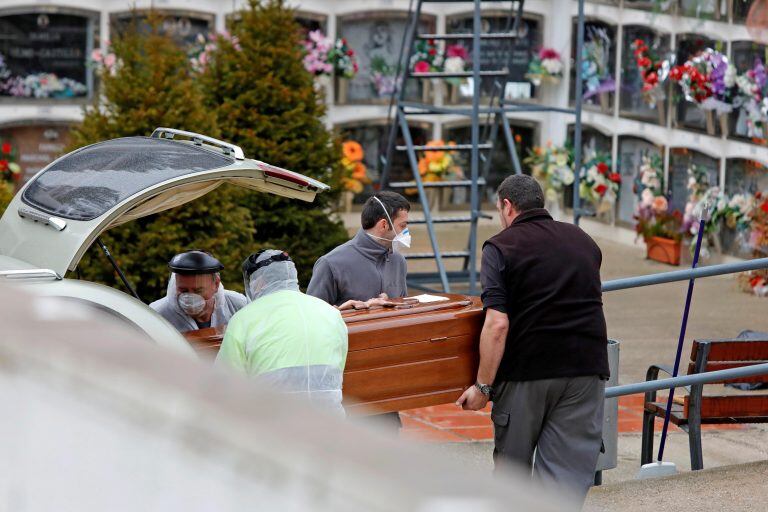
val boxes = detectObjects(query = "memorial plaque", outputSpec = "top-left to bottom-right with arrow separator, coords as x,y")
0,124 -> 71,182
0,12 -> 91,99
668,149 -> 718,213
110,11 -> 212,47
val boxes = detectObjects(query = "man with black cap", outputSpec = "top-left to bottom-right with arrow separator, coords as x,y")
149,250 -> 248,333
216,249 -> 348,414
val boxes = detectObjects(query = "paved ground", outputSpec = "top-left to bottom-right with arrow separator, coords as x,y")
339,209 -> 768,500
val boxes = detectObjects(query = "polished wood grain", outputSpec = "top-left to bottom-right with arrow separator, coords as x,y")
183,293 -> 484,415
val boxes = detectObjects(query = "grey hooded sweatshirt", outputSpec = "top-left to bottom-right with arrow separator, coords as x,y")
307,229 -> 407,306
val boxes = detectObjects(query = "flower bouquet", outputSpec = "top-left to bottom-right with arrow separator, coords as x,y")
739,192 -> 768,296
340,141 -> 369,212
669,49 -> 737,135
189,32 -> 242,74
443,44 -> 469,103
579,153 -> 621,220
682,164 -> 725,259
370,56 -> 399,98
631,39 -> 670,123
302,30 -> 334,77
329,37 -> 358,103
734,58 -> 768,141
526,48 -> 563,86
581,27 -> 616,111
523,143 -> 573,218
417,140 -> 462,212
0,137 -> 22,184
411,39 -> 443,103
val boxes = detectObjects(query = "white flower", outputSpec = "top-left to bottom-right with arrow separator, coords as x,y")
586,166 -> 598,181
724,64 -> 736,88
444,57 -> 465,73
560,168 -> 575,186
542,58 -> 563,75
641,188 -> 654,206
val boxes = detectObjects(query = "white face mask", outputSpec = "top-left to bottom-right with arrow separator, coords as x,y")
369,196 -> 412,252
178,292 -> 206,316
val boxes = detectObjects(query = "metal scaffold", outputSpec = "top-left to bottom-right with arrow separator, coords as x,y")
380,0 -> 588,295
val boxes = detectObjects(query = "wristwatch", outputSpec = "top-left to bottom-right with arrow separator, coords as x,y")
475,381 -> 492,397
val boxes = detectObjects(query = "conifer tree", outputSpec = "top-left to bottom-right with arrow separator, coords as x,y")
69,15 -> 253,300
199,0 -> 349,286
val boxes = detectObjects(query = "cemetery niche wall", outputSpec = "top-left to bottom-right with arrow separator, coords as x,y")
619,26 -> 670,125
110,10 -> 213,47
336,12 -> 435,104
0,10 -> 96,100
617,136 -> 663,225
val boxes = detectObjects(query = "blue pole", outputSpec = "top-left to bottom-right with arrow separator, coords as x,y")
657,217 -> 706,462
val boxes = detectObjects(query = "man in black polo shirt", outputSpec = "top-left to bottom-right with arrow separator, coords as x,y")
456,174 -> 608,502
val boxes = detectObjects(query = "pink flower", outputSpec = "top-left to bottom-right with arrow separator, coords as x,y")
651,196 -> 668,213
104,53 -> 116,69
539,47 -> 561,61
446,44 -> 468,60
414,60 -> 430,73
91,49 -> 102,63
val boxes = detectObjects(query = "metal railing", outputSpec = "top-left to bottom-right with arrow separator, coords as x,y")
601,256 -> 768,397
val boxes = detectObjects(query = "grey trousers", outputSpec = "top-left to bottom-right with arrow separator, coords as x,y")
491,375 -> 605,502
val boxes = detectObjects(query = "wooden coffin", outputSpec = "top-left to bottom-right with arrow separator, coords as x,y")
184,294 -> 484,415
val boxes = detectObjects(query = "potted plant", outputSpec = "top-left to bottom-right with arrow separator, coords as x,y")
523,142 -> 574,219
340,141 -> 368,212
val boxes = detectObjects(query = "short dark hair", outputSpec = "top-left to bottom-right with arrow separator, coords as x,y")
361,191 -> 411,229
496,174 -> 544,212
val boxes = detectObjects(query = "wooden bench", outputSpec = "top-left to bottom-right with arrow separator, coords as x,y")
641,338 -> 768,470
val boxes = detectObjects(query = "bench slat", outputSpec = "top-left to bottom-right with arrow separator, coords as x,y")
689,395 -> 768,418
694,339 -> 768,361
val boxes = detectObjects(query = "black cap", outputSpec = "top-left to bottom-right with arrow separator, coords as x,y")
242,250 -> 291,281
169,250 -> 224,275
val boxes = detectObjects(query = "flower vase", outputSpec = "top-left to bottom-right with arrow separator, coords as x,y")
314,75 -> 331,104
447,83 -> 460,104
704,110 -> 716,136
342,190 -> 354,213
421,79 -> 433,104
719,113 -> 730,138
425,188 -> 440,213
599,92 -> 610,113
336,77 -> 349,104
646,236 -> 681,266
657,100 -> 666,126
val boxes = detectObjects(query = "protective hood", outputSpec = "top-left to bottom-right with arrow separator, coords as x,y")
243,249 -> 300,301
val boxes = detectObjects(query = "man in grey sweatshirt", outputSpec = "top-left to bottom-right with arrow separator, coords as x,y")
307,191 -> 410,306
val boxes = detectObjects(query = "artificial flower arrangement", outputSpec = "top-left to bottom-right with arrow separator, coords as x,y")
581,27 -> 616,104
330,37 -> 359,79
411,39 -> 443,74
0,137 -> 22,183
579,153 -> 621,206
523,143 -> 574,202
370,56 -> 399,97
300,31 -> 359,79
734,58 -> 768,141
631,39 -> 670,109
417,140 -> 462,182
189,32 -> 242,73
526,47 -> 564,86
669,48 -> 737,134
738,192 -> 768,296
1,52 -> 87,99
634,154 -> 683,240
340,141 -> 369,194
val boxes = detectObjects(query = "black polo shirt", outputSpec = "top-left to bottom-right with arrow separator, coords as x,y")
481,208 -> 609,382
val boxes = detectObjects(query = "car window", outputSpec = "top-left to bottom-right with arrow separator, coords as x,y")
22,137 -> 233,222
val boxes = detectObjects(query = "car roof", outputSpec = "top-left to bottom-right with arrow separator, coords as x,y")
0,129 -> 330,275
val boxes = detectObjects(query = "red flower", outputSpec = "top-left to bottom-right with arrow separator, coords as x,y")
347,49 -> 354,56
595,184 -> 608,196
638,57 -> 651,68
609,173 -> 621,183
414,60 -> 430,73
645,71 -> 658,85
596,162 -> 609,174
0,159 -> 6,171
1,142 -> 10,154
669,66 -> 683,81
428,48 -> 437,56
642,83 -> 654,92
761,201 -> 768,213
